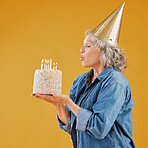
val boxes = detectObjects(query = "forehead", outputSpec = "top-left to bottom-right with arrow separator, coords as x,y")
83,35 -> 94,44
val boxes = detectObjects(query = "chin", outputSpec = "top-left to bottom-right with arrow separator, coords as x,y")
82,63 -> 91,68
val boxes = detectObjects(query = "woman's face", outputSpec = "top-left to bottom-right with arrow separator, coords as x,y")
80,35 -> 101,67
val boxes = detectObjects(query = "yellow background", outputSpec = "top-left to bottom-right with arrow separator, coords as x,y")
0,0 -> 147,147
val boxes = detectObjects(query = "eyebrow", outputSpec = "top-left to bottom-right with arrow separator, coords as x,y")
83,40 -> 92,44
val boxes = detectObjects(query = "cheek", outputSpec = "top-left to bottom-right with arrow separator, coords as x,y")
85,50 -> 100,63
87,50 -> 98,59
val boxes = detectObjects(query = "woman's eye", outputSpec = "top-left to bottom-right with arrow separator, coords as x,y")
87,46 -> 90,47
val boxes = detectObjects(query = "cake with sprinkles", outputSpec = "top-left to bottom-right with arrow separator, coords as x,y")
33,59 -> 62,95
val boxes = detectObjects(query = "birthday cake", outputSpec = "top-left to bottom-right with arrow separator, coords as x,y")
33,59 -> 62,95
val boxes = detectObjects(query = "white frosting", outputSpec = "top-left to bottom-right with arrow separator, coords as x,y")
33,69 -> 62,95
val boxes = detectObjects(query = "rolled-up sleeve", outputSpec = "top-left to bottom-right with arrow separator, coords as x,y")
56,106 -> 71,134
76,108 -> 92,131
76,81 -> 126,139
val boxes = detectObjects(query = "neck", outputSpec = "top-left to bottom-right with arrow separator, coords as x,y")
92,63 -> 105,78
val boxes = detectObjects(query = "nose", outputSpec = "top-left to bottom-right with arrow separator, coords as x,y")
80,46 -> 84,53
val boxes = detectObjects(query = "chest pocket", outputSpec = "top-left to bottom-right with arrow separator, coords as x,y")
82,94 -> 97,110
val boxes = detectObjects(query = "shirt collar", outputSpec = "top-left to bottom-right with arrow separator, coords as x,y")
84,67 -> 114,82
84,68 -> 94,84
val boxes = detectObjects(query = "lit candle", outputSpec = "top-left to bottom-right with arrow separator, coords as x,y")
44,59 -> 47,69
50,59 -> 52,70
46,59 -> 50,69
41,59 -> 44,70
53,62 -> 56,71
56,62 -> 57,70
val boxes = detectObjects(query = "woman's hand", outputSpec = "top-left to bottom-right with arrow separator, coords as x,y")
31,92 -> 80,116
31,92 -> 69,106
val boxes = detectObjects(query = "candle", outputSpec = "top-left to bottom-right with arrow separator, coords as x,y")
53,62 -> 56,71
56,62 -> 57,70
41,59 -> 44,70
44,59 -> 47,69
46,59 -> 50,69
50,59 -> 52,70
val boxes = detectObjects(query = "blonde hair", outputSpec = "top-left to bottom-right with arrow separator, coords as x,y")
85,30 -> 128,72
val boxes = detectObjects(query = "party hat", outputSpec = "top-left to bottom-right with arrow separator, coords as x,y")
91,3 -> 125,46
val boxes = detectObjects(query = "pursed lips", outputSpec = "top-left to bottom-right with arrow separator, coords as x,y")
80,55 -> 84,60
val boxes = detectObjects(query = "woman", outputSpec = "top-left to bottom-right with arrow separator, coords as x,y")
32,3 -> 136,148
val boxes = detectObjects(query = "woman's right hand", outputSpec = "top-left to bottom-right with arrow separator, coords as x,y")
31,93 -> 61,107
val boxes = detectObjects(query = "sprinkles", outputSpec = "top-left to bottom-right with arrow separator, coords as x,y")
33,59 -> 62,95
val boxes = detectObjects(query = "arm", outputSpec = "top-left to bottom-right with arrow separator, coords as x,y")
54,104 -> 69,125
55,97 -> 81,135
55,98 -> 80,134
75,81 -> 126,139
33,90 -> 81,134
56,75 -> 81,133
32,75 -> 81,134
65,98 -> 80,116
54,104 -> 72,134
32,93 -> 72,133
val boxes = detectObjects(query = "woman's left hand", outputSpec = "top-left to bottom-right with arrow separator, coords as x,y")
31,92 -> 69,105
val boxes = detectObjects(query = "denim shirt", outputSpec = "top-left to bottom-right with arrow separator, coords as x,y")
56,67 -> 136,148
